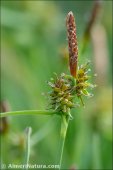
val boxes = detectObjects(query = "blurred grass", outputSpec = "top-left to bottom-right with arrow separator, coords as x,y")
1,1 -> 112,170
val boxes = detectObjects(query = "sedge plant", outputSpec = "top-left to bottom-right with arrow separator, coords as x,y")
0,11 -> 95,169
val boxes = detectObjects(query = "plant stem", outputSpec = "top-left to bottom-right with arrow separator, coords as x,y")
24,127 -> 32,170
57,114 -> 70,170
0,110 -> 59,118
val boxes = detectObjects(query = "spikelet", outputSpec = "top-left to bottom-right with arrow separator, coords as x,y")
66,11 -> 78,78
48,73 -> 78,115
76,62 -> 96,105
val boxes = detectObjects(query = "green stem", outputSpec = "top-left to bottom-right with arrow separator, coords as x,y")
57,114 -> 70,170
24,127 -> 32,170
0,110 -> 59,118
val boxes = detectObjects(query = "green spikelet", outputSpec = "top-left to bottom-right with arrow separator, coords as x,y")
76,62 -> 96,105
48,73 -> 77,116
47,63 -> 96,113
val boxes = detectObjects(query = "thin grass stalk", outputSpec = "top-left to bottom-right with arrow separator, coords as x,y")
57,114 -> 70,170
0,110 -> 59,118
24,127 -> 32,170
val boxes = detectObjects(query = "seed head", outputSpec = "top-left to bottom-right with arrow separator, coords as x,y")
48,73 -> 78,115
66,11 -> 78,78
47,12 -> 96,114
76,62 -> 96,105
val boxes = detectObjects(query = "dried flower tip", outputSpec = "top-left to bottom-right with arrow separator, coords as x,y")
66,11 -> 78,78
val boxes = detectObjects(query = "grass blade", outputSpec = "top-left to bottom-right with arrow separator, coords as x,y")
24,127 -> 32,170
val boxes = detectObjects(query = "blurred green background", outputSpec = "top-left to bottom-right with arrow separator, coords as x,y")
1,1 -> 112,170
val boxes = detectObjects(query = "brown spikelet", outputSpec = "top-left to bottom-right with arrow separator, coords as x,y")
66,11 -> 78,78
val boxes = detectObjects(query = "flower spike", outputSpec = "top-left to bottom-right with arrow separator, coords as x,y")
66,11 -> 78,78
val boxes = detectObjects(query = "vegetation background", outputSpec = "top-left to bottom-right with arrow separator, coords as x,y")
1,0 -> 112,169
